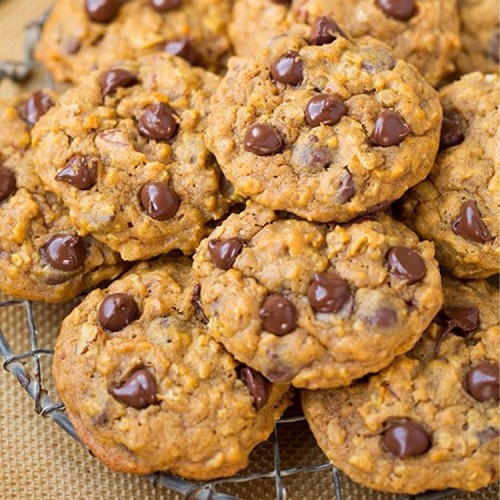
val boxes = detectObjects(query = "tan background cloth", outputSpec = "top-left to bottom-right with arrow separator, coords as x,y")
0,0 -> 498,498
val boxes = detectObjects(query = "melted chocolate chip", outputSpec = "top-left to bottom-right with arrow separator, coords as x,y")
0,166 -> 16,202
22,91 -> 54,127
440,111 -> 464,150
44,235 -> 85,271
466,363 -> 499,402
208,237 -> 244,270
270,0 -> 290,4
488,30 -> 499,63
451,200 -> 492,243
164,37 -> 201,65
383,421 -> 431,458
55,155 -> 97,190
109,369 -> 158,409
244,123 -> 283,156
387,246 -> 426,284
309,16 -> 345,45
259,294 -> 297,335
64,38 -> 81,55
307,272 -> 350,313
371,110 -> 411,147
191,284 -> 208,324
149,0 -> 181,12
336,169 -> 355,204
371,308 -> 397,327
442,305 -> 479,335
376,0 -> 416,21
85,0 -> 120,23
99,69 -> 138,97
270,51 -> 303,85
98,293 -> 140,331
305,94 -> 347,127
140,182 -> 179,220
239,366 -> 269,411
138,103 -> 178,141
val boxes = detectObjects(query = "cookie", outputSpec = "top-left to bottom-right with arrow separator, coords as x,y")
193,202 -> 442,389
302,276 -> 499,494
399,73 -> 499,279
35,0 -> 232,83
53,257 -> 290,479
0,93 -> 124,303
206,32 -> 442,223
455,0 -> 499,75
229,0 -> 461,86
32,53 -> 229,261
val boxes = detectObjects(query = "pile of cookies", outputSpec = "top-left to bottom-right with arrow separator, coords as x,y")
1,0 -> 498,494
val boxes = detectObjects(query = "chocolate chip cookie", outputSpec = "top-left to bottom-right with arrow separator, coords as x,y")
32,53 -> 229,261
399,72 -> 499,279
207,32 -> 442,223
0,93 -> 124,302
229,0 -> 461,86
193,202 -> 442,389
302,276 -> 499,494
455,0 -> 499,75
53,257 -> 290,479
35,0 -> 232,83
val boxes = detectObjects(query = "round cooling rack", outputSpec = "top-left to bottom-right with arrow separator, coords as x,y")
0,9 -> 498,500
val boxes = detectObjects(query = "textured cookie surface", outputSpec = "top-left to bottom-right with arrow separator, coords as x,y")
0,93 -> 123,302
207,33 -> 441,223
230,0 -> 460,86
193,203 -> 442,389
303,277 -> 499,494
35,0 -> 232,83
32,53 -> 229,261
400,73 -> 499,279
53,257 -> 290,479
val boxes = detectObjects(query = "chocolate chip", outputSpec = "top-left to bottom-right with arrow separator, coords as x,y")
270,51 -> 303,85
307,272 -> 351,313
149,0 -> 181,12
55,155 -> 97,190
270,0 -> 290,4
259,294 -> 297,335
98,293 -> 140,331
85,0 -> 120,23
452,200 -> 492,243
440,111 -> 465,150
244,123 -> 283,156
371,110 -> 411,147
239,366 -> 269,411
22,91 -> 54,127
99,69 -> 138,97
191,284 -> 208,324
383,421 -> 431,458
442,305 -> 479,335
305,94 -> 347,127
140,182 -> 179,220
371,308 -> 397,327
64,38 -> 81,55
387,246 -> 426,284
43,235 -> 85,271
0,166 -> 16,202
138,103 -> 178,141
478,427 -> 499,444
109,369 -> 158,409
487,30 -> 499,63
336,169 -> 354,204
309,16 -> 345,45
376,0 -> 416,21
164,38 -> 201,65
208,237 -> 244,270
466,363 -> 499,402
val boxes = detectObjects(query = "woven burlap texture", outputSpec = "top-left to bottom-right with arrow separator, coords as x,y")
0,0 -> 498,498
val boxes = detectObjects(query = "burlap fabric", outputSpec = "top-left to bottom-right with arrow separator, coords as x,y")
0,1 -> 498,498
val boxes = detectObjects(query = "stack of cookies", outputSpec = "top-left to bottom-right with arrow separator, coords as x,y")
1,0 -> 498,494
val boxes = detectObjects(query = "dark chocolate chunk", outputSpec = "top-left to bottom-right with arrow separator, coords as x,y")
376,0 -> 416,21
371,110 -> 411,147
99,69 -> 138,97
309,16 -> 345,45
383,420 -> 431,458
43,235 -> 85,271
208,237 -> 245,270
305,93 -> 347,127
336,169 -> 355,204
138,103 -> 178,141
466,363 -> 499,402
109,369 -> 158,409
307,272 -> 350,313
387,246 -> 426,284
239,366 -> 269,411
440,111 -> 464,150
270,50 -> 303,85
259,294 -> 297,335
140,182 -> 179,220
0,166 -> 16,202
22,91 -> 54,127
451,200 -> 492,243
98,293 -> 140,332
149,0 -> 181,12
55,155 -> 97,190
371,308 -> 397,327
164,37 -> 201,65
244,123 -> 283,156
85,0 -> 120,23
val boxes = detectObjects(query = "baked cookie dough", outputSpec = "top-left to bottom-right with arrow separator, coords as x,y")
32,53 -> 229,261
53,257 -> 290,479
399,72 -> 499,279
35,0 -> 232,83
229,0 -> 461,86
193,202 -> 443,389
0,93 -> 124,303
303,277 -> 499,494
455,0 -> 499,75
207,32 -> 442,223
